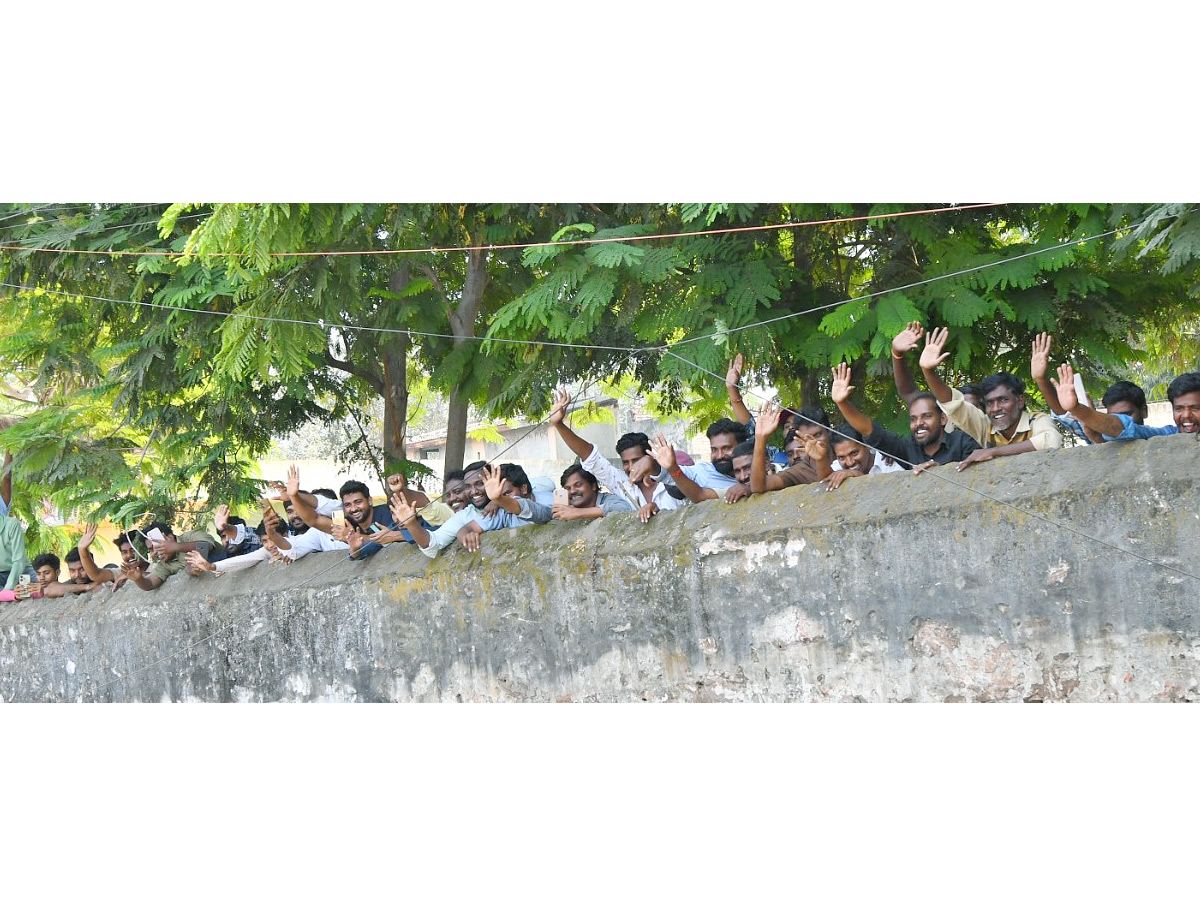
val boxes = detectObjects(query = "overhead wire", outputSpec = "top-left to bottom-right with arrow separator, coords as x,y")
0,202 -> 1008,258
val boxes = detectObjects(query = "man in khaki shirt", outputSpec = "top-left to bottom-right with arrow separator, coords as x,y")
919,326 -> 1062,471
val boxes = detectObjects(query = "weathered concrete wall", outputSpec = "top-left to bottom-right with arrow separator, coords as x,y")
1,434 -> 1197,702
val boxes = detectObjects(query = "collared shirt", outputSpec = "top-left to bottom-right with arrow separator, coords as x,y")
582,445 -> 686,513
348,504 -> 421,561
656,461 -> 739,494
939,387 -> 1063,451
1102,414 -> 1179,442
419,498 -> 548,558
862,421 -> 981,468
774,455 -> 827,489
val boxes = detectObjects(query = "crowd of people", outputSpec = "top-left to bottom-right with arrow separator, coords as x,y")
1,324 -> 1196,600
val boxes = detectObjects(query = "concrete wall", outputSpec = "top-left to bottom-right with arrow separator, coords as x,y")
1,434 -> 1197,702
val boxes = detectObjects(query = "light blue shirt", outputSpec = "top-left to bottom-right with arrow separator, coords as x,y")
658,461 -> 739,492
1102,414 -> 1178,442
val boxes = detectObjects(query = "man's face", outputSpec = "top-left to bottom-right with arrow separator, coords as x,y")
117,541 -> 137,565
35,564 -> 58,589
834,439 -> 875,475
444,478 -> 467,512
68,560 -> 89,584
794,424 -> 829,463
785,437 -> 806,467
503,479 -> 531,500
709,432 -> 739,476
463,470 -> 490,509
280,502 -> 306,532
564,472 -> 598,508
619,446 -> 649,480
386,473 -> 406,496
984,386 -> 1025,436
732,453 -> 753,485
341,492 -> 374,528
151,535 -> 177,562
1173,390 -> 1200,434
1105,399 -> 1146,424
963,391 -> 985,412
909,397 -> 946,450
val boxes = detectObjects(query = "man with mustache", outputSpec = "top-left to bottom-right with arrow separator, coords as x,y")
750,403 -> 835,495
645,418 -> 745,504
398,461 -> 553,557
920,326 -> 1062,471
547,388 -> 684,523
552,464 -> 636,521
827,362 -> 980,474
1051,364 -> 1200,441
286,465 -> 420,561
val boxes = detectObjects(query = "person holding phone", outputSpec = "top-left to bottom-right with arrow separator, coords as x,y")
0,513 -> 32,593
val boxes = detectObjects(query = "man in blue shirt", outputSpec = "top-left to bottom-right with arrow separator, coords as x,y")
1051,365 -> 1200,441
286,466 -> 420,560
644,418 -> 745,504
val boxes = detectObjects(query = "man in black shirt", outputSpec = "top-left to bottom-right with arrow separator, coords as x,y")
830,363 -> 980,472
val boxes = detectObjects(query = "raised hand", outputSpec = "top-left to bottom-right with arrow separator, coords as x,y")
482,464 -> 510,502
549,388 -> 570,427
286,464 -> 301,497
799,430 -> 829,463
649,433 -> 677,473
185,550 -> 215,575
830,362 -> 855,406
389,491 -> 418,527
214,503 -> 230,535
1049,362 -> 1079,413
1031,332 -> 1053,382
725,353 -> 744,388
755,399 -> 783,439
892,321 -> 925,356
79,522 -> 99,549
918,326 -> 951,371
626,454 -> 657,486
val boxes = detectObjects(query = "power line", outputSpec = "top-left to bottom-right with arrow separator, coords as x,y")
0,202 -> 1007,258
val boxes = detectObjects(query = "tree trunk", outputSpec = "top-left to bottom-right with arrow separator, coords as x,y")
381,268 -> 412,467
442,247 -> 490,477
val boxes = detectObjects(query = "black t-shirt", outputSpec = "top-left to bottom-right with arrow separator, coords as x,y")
863,421 -> 981,468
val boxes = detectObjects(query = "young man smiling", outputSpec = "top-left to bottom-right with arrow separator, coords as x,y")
1051,364 -> 1200,442
827,361 -> 980,473
919,326 -> 1062,470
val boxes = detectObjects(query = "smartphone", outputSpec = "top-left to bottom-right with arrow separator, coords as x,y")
1074,373 -> 1092,409
332,510 -> 346,528
146,527 -> 165,543
19,574 -> 30,587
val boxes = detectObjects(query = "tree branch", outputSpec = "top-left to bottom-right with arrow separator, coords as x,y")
418,263 -> 454,321
323,349 -> 384,395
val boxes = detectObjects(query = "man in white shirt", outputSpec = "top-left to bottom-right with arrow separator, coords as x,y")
547,388 -> 686,523
824,423 -> 905,491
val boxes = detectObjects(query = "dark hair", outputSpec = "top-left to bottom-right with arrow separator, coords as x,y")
499,463 -> 531,493
560,463 -> 599,490
705,418 -> 747,443
313,488 -> 338,500
958,382 -> 982,398
114,531 -> 134,549
227,515 -> 247,527
732,439 -> 756,460
64,548 -> 82,564
1167,372 -> 1200,403
615,431 -> 651,455
443,468 -> 466,485
146,521 -> 175,539
32,553 -> 60,572
463,461 -> 489,475
830,422 -> 865,448
1102,381 -> 1147,410
979,372 -> 1026,398
339,479 -> 371,500
791,405 -> 831,430
907,390 -> 940,409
